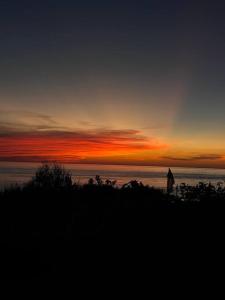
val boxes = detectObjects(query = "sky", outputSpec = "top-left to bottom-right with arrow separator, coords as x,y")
1,0 -> 225,168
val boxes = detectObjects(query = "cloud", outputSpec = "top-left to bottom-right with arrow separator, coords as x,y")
162,154 -> 223,161
0,127 -> 166,163
0,110 -> 70,134
0,109 -> 57,123
0,109 -> 168,163
0,121 -> 68,135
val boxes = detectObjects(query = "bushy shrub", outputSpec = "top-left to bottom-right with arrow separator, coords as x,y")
30,163 -> 72,189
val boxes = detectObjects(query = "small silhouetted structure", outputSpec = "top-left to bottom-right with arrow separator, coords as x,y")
167,168 -> 175,193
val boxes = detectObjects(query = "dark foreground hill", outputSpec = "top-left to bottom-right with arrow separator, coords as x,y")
0,164 -> 224,281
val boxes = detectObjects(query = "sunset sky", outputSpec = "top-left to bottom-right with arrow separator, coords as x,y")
1,1 -> 225,168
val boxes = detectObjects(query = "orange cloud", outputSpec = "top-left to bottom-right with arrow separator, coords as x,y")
0,129 -> 167,163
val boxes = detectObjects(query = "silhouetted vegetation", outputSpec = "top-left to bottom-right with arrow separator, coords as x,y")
28,163 -> 73,189
0,164 -> 224,280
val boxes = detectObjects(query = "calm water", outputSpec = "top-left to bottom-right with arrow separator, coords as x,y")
1,162 -> 225,189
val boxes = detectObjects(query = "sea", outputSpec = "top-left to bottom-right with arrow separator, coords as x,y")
1,161 -> 225,190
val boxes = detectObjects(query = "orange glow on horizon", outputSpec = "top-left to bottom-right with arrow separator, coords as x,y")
1,129 -> 225,168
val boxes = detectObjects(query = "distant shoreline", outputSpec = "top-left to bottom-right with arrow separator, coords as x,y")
1,162 -> 225,191
1,160 -> 225,171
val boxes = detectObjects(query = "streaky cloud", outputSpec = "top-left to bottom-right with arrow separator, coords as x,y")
0,126 -> 167,163
162,154 -> 223,161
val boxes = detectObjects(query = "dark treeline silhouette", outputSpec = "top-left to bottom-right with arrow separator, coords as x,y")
0,163 -> 224,280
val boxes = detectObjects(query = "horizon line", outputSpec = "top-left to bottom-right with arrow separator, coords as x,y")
1,159 -> 225,171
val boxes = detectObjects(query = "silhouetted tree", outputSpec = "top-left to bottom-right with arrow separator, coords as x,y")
95,175 -> 103,186
88,178 -> 94,185
30,163 -> 72,189
122,180 -> 144,189
105,179 -> 117,187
